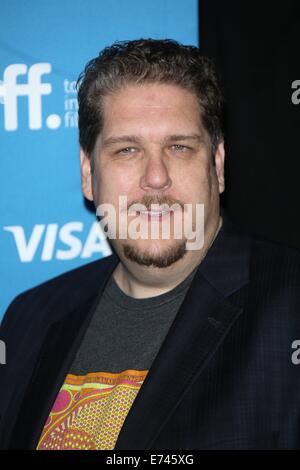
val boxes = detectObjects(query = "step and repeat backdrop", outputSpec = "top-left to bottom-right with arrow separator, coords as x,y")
0,0 -> 198,319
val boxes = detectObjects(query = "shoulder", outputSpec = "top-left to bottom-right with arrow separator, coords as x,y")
221,211 -> 300,300
0,253 -> 118,334
223,209 -> 300,271
246,234 -> 300,324
250,233 -> 300,274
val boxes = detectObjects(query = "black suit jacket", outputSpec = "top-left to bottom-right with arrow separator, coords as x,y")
1,213 -> 300,450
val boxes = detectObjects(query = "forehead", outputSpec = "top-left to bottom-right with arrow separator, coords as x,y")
100,83 -> 204,140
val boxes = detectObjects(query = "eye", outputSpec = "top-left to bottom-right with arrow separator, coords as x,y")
117,147 -> 137,155
170,144 -> 191,152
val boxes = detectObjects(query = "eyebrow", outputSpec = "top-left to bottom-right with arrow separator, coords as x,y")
102,134 -> 206,147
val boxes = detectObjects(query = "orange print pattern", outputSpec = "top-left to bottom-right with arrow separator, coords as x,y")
36,369 -> 148,450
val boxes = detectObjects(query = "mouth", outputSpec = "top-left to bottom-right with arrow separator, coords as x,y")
137,209 -> 173,221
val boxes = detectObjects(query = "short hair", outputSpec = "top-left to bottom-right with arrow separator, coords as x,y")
77,38 -> 224,160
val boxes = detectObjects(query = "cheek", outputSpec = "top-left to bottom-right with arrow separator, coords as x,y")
197,159 -> 218,190
178,166 -> 212,200
94,167 -> 136,206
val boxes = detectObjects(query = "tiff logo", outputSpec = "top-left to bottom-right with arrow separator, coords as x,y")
0,63 -> 61,130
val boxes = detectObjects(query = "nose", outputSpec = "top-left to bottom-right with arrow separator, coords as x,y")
139,151 -> 172,192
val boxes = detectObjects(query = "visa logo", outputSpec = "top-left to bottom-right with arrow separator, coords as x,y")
3,221 -> 111,262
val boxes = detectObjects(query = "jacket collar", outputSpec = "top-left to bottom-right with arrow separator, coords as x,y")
198,209 -> 250,297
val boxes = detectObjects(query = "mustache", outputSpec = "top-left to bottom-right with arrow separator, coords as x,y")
127,195 -> 184,211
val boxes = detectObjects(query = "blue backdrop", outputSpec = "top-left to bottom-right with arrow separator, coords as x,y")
0,0 -> 198,320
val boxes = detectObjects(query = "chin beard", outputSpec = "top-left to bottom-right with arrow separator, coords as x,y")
122,240 -> 187,268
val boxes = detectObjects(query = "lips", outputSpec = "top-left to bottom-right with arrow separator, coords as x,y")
140,210 -> 170,216
138,209 -> 173,220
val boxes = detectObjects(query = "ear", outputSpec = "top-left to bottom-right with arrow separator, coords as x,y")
80,148 -> 93,201
214,141 -> 225,194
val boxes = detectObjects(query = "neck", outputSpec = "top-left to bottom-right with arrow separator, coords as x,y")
113,215 -> 222,299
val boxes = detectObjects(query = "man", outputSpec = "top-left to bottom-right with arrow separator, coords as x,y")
1,39 -> 300,450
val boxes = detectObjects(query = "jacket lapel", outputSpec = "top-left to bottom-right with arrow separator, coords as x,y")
8,254 -> 119,450
115,215 -> 251,449
115,271 -> 244,449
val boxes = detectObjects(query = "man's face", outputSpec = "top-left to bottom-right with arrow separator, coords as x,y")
80,83 -> 225,268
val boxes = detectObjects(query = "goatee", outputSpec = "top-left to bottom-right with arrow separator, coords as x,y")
122,241 -> 187,268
